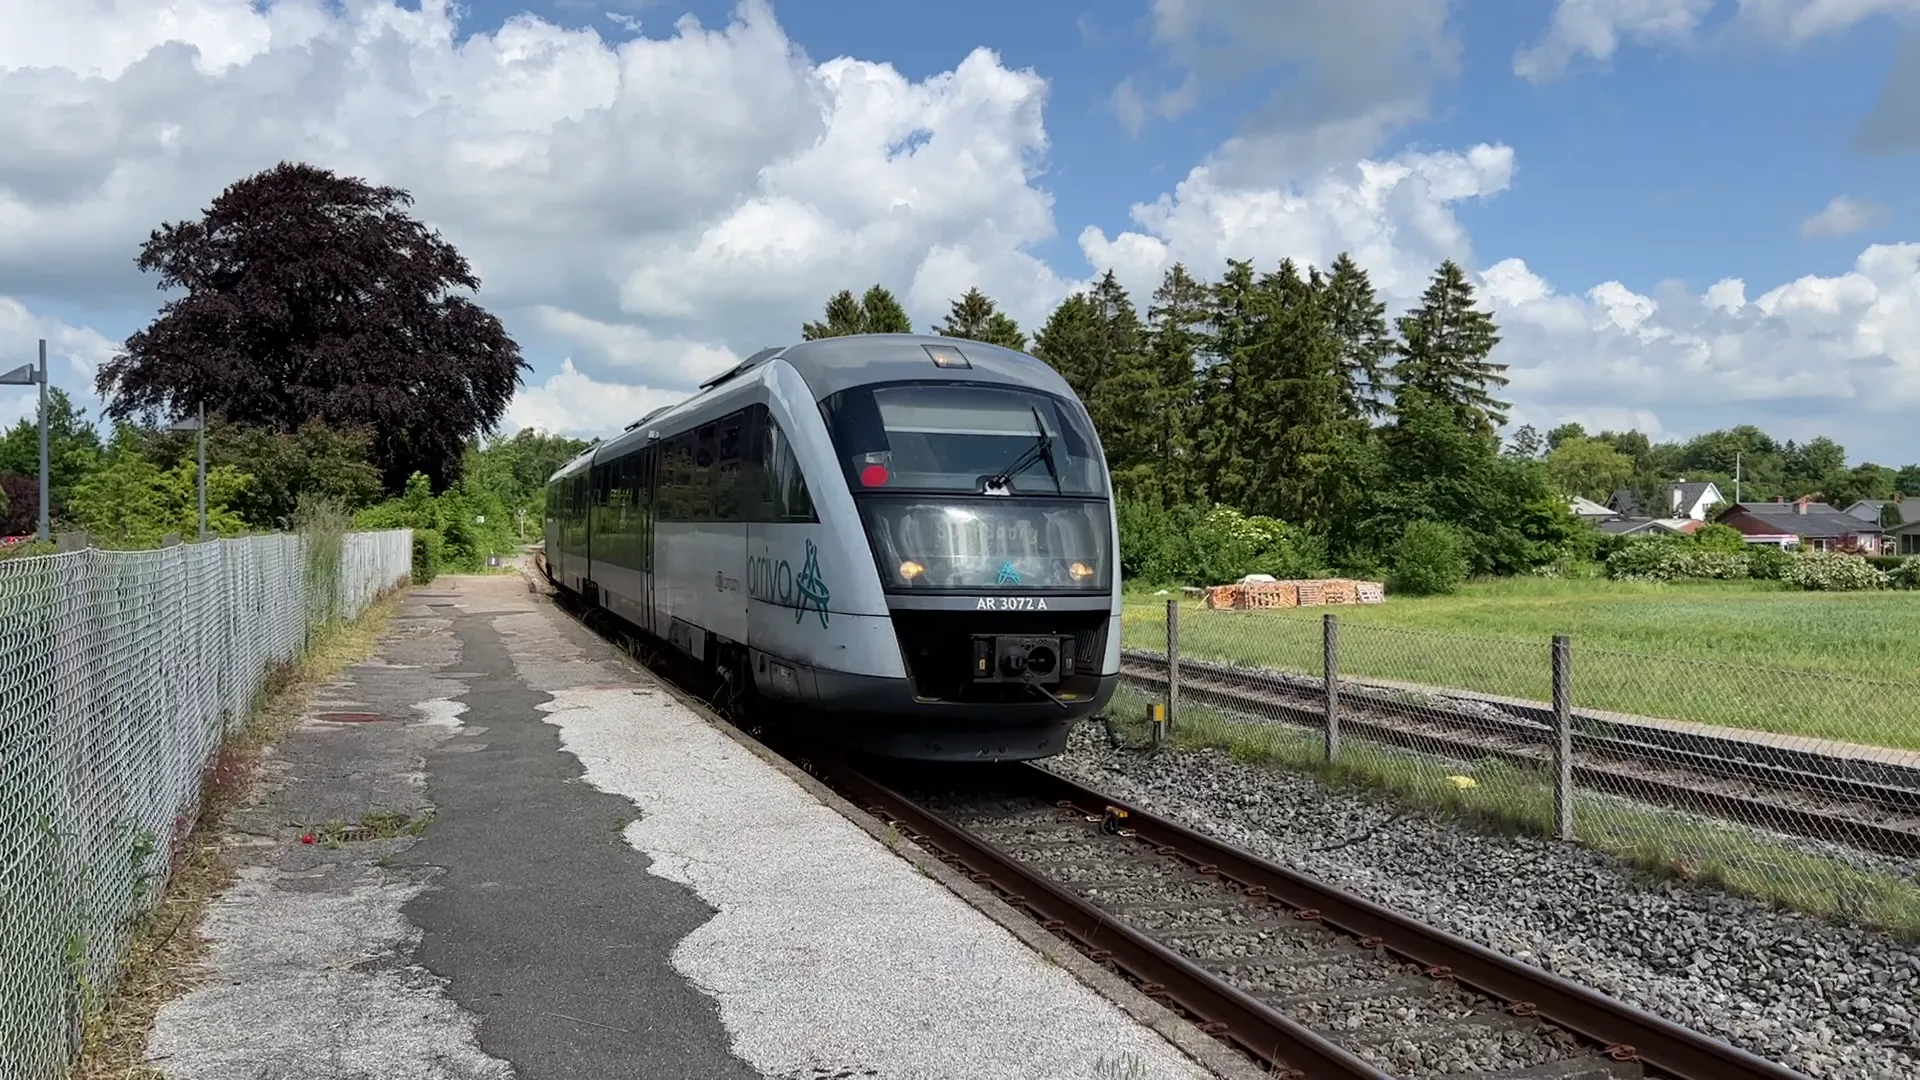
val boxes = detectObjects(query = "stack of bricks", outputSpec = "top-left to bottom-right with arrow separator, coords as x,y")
1202,578 -> 1388,610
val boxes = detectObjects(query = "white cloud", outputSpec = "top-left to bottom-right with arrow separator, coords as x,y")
1080,141 -> 1516,306
1118,0 -> 1458,171
1480,246 -> 1920,456
1516,0 -> 1920,80
1800,194 -> 1887,237
504,358 -> 684,438
1514,0 -> 1714,82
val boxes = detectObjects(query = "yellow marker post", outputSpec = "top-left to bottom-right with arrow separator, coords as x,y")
1148,701 -> 1167,749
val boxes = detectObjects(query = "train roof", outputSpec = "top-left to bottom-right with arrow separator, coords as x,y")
545,334 -> 1077,485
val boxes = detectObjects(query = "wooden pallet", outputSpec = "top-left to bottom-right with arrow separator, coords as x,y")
1235,582 -> 1298,609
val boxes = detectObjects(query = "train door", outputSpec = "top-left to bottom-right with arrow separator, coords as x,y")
639,443 -> 657,635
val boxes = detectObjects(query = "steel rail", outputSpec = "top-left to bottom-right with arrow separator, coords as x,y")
814,755 -> 1394,1080
1021,766 -> 1816,1080
1122,650 -> 1920,808
1121,658 -> 1920,858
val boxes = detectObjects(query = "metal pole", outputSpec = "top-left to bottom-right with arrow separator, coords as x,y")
36,339 -> 48,542
1164,597 -> 1180,732
1552,634 -> 1574,841
197,400 -> 207,541
1323,613 -> 1340,761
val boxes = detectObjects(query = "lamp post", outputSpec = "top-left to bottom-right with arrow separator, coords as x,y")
0,338 -> 48,542
168,403 -> 206,542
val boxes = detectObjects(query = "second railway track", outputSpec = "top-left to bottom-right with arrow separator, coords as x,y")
1120,650 -> 1920,859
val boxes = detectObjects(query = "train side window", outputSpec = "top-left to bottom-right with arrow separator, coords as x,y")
715,411 -> 745,522
755,406 -> 817,523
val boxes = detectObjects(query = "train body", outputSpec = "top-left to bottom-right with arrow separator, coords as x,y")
542,333 -> 1121,761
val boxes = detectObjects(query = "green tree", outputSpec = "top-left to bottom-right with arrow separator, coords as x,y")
801,284 -> 913,339
1506,425 -> 1544,459
66,436 -> 251,547
1194,258 -> 1262,508
1545,436 -> 1635,502
0,387 -> 104,520
932,287 -> 1026,350
140,418 -> 384,529
1391,260 -> 1509,434
1545,422 -> 1586,451
1318,253 -> 1393,419
1140,264 -> 1207,505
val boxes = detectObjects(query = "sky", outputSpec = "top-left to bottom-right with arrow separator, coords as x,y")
4,0 -> 1920,464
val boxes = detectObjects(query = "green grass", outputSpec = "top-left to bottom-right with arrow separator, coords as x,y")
1123,577 -> 1920,750
1108,685 -> 1920,942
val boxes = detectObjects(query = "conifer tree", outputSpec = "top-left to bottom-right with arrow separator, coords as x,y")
801,284 -> 913,339
1318,253 -> 1393,419
1391,260 -> 1509,433
933,287 -> 1026,351
1143,264 -> 1206,504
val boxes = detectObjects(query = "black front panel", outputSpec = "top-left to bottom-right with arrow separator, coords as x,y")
890,609 -> 1110,704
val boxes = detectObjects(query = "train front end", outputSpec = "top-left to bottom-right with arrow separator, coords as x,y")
818,348 -> 1122,760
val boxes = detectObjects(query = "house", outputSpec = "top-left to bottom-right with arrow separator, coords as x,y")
1607,481 -> 1725,521
1598,517 -> 1700,537
1890,520 -> 1920,555
1568,496 -> 1618,522
1842,498 -> 1916,528
1716,498 -> 1886,552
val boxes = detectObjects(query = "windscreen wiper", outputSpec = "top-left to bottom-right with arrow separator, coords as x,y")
983,407 -> 1063,495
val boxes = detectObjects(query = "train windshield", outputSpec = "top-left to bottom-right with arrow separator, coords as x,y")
822,382 -> 1106,496
859,497 -> 1114,591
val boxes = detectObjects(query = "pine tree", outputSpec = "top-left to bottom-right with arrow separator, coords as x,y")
1240,260 -> 1349,523
1318,253 -> 1393,419
1391,260 -> 1509,433
801,284 -> 913,339
934,287 -> 1027,351
1195,259 -> 1260,507
1143,264 -> 1206,504
1031,293 -> 1104,398
859,285 -> 913,334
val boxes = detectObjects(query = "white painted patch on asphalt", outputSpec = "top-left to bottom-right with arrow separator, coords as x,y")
414,698 -> 468,729
147,866 -> 513,1080
536,685 -> 1212,1080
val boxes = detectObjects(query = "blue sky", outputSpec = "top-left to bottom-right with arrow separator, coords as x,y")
4,0 -> 1920,462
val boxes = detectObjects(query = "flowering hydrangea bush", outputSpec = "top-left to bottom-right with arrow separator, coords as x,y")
1605,541 -> 1751,582
1785,551 -> 1887,592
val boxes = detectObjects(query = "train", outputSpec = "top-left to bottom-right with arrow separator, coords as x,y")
541,333 -> 1122,761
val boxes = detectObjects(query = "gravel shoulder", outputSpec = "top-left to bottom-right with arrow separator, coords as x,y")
1044,723 -> 1920,1080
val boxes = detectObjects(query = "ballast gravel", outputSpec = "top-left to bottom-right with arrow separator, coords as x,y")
1046,723 -> 1920,1080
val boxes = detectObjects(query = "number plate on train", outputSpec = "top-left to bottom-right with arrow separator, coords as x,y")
975,596 -> 1049,611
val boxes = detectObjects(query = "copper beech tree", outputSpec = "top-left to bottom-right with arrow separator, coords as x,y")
95,162 -> 526,493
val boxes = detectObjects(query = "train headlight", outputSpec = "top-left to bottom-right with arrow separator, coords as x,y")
899,559 -> 925,581
1069,561 -> 1094,581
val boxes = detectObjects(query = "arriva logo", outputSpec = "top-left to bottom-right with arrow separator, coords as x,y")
747,538 -> 833,629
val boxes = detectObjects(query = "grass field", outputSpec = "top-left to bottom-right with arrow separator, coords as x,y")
1120,577 -> 1920,750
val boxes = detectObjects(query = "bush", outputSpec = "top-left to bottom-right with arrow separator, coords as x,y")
1865,555 -> 1908,572
1605,538 -> 1751,582
1389,520 -> 1469,596
1746,545 -> 1795,581
1116,498 -> 1326,585
1888,558 -> 1920,590
412,528 -> 445,584
1786,551 -> 1886,591
1692,523 -> 1749,554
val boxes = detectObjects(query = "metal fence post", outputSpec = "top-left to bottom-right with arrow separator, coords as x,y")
1165,597 -> 1180,733
1552,634 -> 1574,841
1324,613 -> 1341,762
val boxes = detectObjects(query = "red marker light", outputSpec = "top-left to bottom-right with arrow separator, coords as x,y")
860,464 -> 889,487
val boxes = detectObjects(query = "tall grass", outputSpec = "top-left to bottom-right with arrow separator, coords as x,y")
292,496 -> 351,632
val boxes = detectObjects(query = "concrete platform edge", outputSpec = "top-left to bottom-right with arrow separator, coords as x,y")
518,569 -> 1264,1080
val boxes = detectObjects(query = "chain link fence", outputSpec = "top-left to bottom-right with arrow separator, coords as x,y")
1120,596 -> 1920,939
0,529 -> 412,1079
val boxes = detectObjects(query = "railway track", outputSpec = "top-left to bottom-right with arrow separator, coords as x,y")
1121,650 -> 1920,859
809,757 -> 1813,1080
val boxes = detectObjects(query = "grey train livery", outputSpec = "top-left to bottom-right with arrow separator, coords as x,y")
543,333 -> 1122,760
